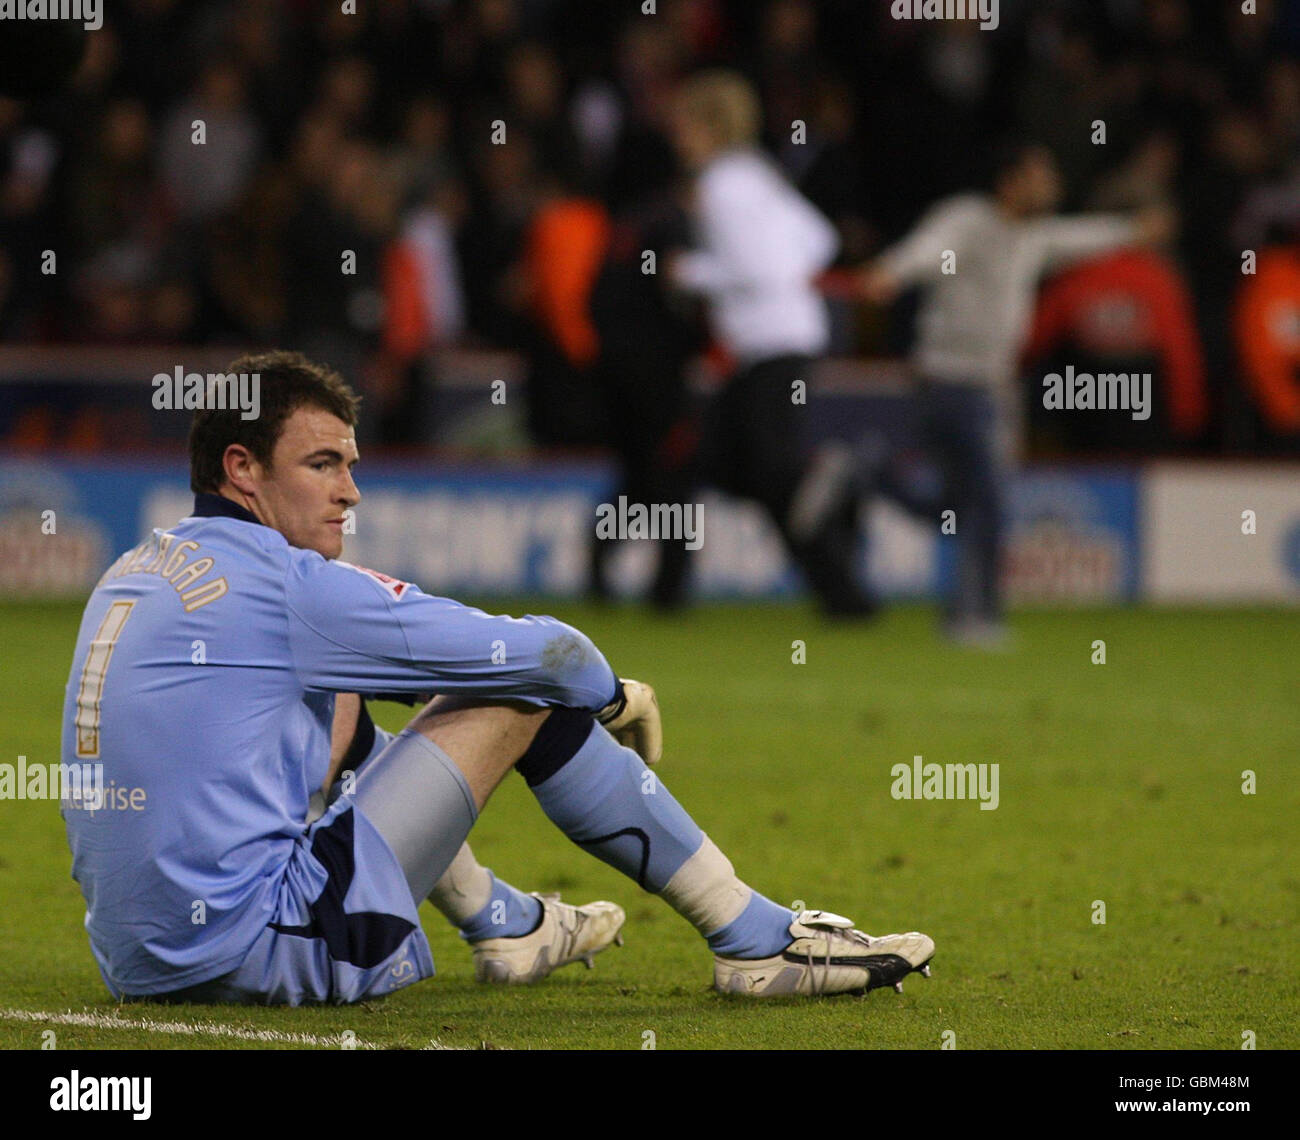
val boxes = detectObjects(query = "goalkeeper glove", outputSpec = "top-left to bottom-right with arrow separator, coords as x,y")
596,678 -> 662,766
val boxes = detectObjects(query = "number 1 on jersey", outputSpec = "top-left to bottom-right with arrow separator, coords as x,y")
75,600 -> 135,758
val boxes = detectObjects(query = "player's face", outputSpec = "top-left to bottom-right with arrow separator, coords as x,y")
256,406 -> 361,559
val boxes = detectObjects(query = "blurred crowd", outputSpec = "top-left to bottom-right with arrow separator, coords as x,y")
2,0 -> 1300,452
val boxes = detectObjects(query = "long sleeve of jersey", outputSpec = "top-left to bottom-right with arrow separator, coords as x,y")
1036,214 -> 1139,273
285,554 -> 619,711
877,196 -> 982,288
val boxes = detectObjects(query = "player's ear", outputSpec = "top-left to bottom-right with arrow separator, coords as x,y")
221,443 -> 260,496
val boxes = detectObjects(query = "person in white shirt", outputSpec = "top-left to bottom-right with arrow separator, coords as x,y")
857,141 -> 1172,645
668,70 -> 874,616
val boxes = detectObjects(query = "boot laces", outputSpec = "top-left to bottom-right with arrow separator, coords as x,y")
801,921 -> 871,995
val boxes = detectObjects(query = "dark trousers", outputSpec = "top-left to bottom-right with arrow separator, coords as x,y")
878,380 -> 1006,624
698,354 -> 869,612
588,355 -> 693,608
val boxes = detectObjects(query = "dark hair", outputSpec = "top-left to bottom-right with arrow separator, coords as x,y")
188,350 -> 360,493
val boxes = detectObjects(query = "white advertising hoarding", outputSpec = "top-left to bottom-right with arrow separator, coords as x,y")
1144,463 -> 1300,602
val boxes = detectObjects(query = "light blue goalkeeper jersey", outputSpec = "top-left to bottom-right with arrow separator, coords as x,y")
60,494 -> 618,999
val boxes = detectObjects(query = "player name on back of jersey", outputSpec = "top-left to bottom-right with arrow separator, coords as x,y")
100,532 -> 229,612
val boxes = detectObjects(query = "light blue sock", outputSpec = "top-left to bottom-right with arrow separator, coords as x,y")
704,893 -> 796,959
458,873 -> 542,941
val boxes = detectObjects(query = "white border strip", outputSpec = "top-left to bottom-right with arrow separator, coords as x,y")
1,1006 -> 370,1048
0,1007 -> 463,1050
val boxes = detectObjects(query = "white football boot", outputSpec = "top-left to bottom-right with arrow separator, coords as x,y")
714,909 -> 934,997
471,893 -> 626,985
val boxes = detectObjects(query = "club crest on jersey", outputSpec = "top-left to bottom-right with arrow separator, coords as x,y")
337,561 -> 411,599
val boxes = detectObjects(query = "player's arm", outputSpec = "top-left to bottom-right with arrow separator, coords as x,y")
858,196 -> 975,303
287,557 -> 663,762
1038,205 -> 1174,272
287,557 -> 617,708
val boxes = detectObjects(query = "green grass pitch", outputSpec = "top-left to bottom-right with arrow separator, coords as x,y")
1,599 -> 1296,1050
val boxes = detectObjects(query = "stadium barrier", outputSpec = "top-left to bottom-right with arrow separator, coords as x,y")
2,348 -> 1295,603
6,452 -> 1295,604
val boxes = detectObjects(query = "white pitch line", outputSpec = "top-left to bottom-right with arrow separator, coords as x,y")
1,1007 -> 379,1049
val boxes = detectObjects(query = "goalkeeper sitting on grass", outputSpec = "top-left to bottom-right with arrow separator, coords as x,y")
60,351 -> 933,1005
